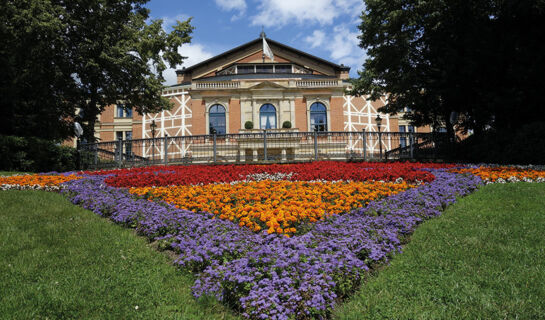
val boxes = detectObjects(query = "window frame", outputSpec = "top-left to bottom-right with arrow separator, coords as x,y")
309,102 -> 328,132
259,104 -> 277,130
116,104 -> 132,118
208,104 -> 227,135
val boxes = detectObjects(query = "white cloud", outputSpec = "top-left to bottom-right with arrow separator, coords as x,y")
215,0 -> 247,22
305,24 -> 365,76
304,30 -> 326,48
251,0 -> 362,28
329,25 -> 359,60
180,43 -> 216,67
161,14 -> 191,29
163,43 -> 215,85
215,0 -> 247,13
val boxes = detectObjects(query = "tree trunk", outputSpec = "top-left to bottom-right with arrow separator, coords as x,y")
83,91 -> 99,143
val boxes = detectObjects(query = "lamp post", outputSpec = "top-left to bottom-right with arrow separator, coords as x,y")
150,120 -> 157,164
375,114 -> 383,160
74,122 -> 83,169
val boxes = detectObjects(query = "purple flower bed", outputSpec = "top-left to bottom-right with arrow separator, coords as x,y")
61,170 -> 482,319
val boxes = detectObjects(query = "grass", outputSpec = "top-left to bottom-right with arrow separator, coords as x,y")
0,171 -> 28,176
333,183 -> 545,319
0,190 -> 239,320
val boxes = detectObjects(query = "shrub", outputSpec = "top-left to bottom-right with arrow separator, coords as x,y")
282,121 -> 292,129
453,121 -> 545,165
0,135 -> 77,172
506,122 -> 545,165
244,121 -> 254,130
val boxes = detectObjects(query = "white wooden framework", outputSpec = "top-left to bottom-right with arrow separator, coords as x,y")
142,90 -> 192,159
343,95 -> 391,153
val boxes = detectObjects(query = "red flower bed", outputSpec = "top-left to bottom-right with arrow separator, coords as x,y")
94,162 -> 456,188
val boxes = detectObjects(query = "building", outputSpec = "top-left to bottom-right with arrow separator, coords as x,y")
90,34 -> 431,163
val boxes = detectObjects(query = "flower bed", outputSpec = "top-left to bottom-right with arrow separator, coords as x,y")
451,167 -> 545,183
10,162 -> 544,319
96,161 -> 453,187
55,163 -> 482,319
129,180 -> 413,235
0,174 -> 81,191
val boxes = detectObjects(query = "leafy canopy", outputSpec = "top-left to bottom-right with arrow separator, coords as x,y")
0,0 -> 193,141
351,0 -> 545,137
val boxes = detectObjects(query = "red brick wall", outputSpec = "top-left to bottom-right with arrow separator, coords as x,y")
229,99 -> 241,133
132,123 -> 142,139
329,97 -> 344,131
102,104 -> 115,122
191,99 -> 206,135
295,98 -> 307,130
101,130 -> 114,141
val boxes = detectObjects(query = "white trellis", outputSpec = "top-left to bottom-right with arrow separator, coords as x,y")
343,95 -> 391,153
142,90 -> 192,159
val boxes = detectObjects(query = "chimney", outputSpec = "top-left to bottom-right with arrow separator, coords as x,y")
176,67 -> 191,84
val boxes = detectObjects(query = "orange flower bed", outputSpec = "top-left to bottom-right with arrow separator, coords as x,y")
452,167 -> 545,182
0,174 -> 82,187
130,180 -> 413,235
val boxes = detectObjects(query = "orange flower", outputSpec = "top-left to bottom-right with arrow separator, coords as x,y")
451,167 -> 545,182
0,174 -> 82,187
129,180 -> 413,235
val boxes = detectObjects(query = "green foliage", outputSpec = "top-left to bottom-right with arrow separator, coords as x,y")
244,121 -> 254,130
0,191 -> 238,319
352,0 -> 545,140
0,0 -> 194,142
334,183 -> 545,319
0,135 -> 77,172
282,121 -> 292,129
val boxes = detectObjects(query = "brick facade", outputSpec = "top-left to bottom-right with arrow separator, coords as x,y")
92,37 -> 431,143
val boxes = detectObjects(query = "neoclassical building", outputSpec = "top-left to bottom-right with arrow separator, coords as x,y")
92,35 -> 428,159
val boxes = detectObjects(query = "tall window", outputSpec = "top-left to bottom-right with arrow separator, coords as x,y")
310,102 -> 327,132
399,125 -> 415,149
260,104 -> 277,129
209,104 -> 226,135
116,104 -> 132,118
399,125 -> 407,148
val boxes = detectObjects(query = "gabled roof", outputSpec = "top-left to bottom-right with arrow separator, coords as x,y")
176,37 -> 351,75
192,73 -> 337,82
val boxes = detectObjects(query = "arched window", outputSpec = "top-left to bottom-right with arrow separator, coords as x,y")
310,102 -> 327,131
260,104 -> 277,129
209,104 -> 226,135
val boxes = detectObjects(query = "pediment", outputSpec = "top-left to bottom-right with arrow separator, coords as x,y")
248,81 -> 287,90
176,37 -> 350,82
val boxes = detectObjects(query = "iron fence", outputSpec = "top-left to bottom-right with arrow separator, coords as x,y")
79,130 -> 448,169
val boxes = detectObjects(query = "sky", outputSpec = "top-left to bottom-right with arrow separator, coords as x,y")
144,0 -> 366,85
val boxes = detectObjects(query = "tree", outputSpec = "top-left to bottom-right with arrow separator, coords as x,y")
1,0 -> 78,140
350,0 -> 545,140
0,0 -> 193,142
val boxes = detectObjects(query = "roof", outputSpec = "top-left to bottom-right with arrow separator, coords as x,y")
193,73 -> 338,82
176,37 -> 351,75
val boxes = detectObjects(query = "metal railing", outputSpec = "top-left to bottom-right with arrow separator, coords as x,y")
79,130 -> 447,169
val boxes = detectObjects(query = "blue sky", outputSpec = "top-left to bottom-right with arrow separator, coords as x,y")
145,0 -> 366,85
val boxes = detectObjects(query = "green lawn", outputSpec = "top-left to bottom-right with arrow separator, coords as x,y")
2,184 -> 544,320
0,190 -> 238,320
0,171 -> 27,176
334,183 -> 545,319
